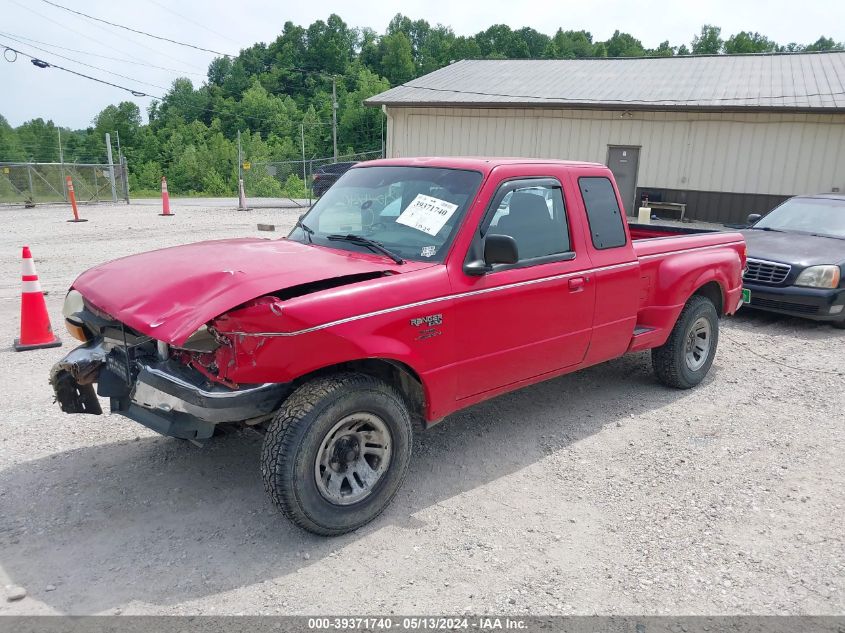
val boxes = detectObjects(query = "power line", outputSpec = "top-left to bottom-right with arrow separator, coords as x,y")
40,0 -> 235,57
0,30 -> 206,76
1,37 -> 168,91
8,0 -> 206,73
145,0 -> 240,47
3,43 -> 334,128
398,81 -> 845,104
1,43 -> 153,97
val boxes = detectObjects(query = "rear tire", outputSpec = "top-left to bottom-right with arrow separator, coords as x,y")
652,295 -> 719,389
261,373 -> 412,536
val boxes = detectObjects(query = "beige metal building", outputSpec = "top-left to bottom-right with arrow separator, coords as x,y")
366,52 -> 845,224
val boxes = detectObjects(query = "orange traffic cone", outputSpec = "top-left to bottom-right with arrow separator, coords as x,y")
159,176 -> 173,216
66,175 -> 87,223
14,246 -> 61,351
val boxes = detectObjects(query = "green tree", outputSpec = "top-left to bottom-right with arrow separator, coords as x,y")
379,32 -> 415,84
692,25 -> 723,54
305,14 -> 356,74
0,115 -> 25,161
805,36 -> 844,51
649,40 -> 674,57
93,102 -> 142,147
604,30 -> 646,57
724,31 -> 780,53
545,30 -> 595,58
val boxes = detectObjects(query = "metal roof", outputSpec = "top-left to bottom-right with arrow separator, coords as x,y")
365,52 -> 845,111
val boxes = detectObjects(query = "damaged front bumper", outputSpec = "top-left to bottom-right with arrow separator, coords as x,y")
50,340 -> 289,440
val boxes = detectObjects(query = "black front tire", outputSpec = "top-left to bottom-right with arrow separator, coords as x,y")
652,295 -> 720,389
261,373 -> 413,536
832,318 -> 845,330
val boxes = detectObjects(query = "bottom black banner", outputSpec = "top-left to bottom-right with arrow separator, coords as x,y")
1,616 -> 843,633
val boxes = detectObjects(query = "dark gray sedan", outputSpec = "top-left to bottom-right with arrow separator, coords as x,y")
741,194 -> 845,328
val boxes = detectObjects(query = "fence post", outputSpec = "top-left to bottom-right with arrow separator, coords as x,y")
26,164 -> 34,204
58,128 -> 68,202
105,133 -> 118,202
121,156 -> 130,203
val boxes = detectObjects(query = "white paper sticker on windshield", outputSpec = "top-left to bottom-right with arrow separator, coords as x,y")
395,194 -> 459,236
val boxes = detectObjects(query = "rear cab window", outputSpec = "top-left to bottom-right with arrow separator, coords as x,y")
578,177 -> 627,249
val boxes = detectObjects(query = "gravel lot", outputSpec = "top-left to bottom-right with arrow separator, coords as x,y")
0,200 -> 843,616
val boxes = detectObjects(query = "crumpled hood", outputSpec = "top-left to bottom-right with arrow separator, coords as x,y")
73,238 -> 418,345
741,229 -> 845,268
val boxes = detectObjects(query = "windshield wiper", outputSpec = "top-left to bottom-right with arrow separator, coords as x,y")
326,234 -> 405,264
295,217 -> 314,243
753,226 -> 785,232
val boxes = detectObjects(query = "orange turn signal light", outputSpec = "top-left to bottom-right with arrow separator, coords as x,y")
65,317 -> 90,342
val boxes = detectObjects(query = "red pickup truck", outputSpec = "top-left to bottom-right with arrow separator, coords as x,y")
52,158 -> 746,535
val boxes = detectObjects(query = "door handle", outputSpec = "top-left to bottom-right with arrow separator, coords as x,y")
568,277 -> 586,292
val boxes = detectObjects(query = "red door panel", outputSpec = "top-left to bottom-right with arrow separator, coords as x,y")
450,258 -> 596,399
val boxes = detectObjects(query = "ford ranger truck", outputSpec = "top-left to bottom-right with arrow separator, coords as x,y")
52,158 -> 746,535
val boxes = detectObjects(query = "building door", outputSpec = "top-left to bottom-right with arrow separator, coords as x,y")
606,146 -> 640,216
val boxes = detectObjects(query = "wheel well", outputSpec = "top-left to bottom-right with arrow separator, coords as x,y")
692,281 -> 724,314
296,359 -> 427,429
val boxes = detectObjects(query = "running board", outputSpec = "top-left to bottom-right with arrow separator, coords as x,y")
633,325 -> 656,336
628,325 -> 660,353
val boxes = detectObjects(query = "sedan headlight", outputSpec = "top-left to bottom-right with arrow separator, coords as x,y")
795,265 -> 841,289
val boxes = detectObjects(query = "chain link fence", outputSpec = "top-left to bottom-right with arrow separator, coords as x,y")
244,150 -> 383,204
0,162 -> 129,207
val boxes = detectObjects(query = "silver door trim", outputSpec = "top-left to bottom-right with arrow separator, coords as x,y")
217,261 -> 641,338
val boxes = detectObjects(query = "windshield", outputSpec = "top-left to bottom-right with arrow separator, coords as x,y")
288,166 -> 483,262
754,197 -> 845,239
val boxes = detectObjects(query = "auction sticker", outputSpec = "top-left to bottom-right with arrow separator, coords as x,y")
396,194 -> 458,236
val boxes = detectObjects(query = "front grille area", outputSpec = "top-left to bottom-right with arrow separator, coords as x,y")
751,296 -> 820,315
743,258 -> 791,284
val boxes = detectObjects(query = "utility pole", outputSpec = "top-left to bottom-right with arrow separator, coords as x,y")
332,76 -> 338,162
237,130 -> 242,184
300,124 -> 306,183
381,110 -> 385,158
114,130 -> 122,164
58,127 -> 67,201
105,132 -> 117,202
115,130 -> 128,203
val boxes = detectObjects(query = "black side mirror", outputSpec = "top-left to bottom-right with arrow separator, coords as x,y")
485,234 -> 519,265
464,234 -> 520,276
746,213 -> 762,226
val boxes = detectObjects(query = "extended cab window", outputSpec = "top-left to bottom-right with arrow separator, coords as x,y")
488,185 -> 570,261
578,177 -> 627,249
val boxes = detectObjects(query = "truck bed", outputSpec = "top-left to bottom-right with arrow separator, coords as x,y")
628,222 -> 720,241
627,223 -> 746,353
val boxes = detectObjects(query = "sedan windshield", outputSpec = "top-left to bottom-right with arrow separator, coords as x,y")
754,197 -> 845,239
288,166 -> 483,262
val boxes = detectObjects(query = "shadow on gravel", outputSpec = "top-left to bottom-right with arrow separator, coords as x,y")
729,307 -> 845,341
0,353 -> 695,613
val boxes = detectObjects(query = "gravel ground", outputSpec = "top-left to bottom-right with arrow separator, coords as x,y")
0,200 -> 843,616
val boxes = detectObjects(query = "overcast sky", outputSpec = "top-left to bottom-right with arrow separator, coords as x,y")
1,0 -> 843,129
